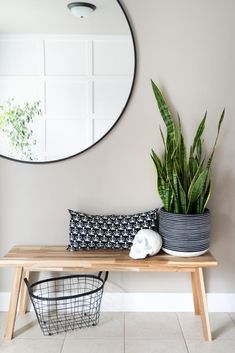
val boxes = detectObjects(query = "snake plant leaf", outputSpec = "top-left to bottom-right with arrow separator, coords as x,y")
151,81 -> 224,214
152,150 -> 171,210
195,175 -> 210,214
192,112 -> 207,153
176,172 -> 187,213
196,138 -> 202,163
172,166 -> 179,198
172,195 -> 180,213
177,113 -> 187,168
158,177 -> 172,211
165,146 -> 174,183
187,168 -> 209,213
170,164 -> 184,213
207,109 -> 225,169
151,149 -> 163,177
189,155 -> 199,181
175,124 -> 181,148
151,80 -> 175,141
171,125 -> 181,159
189,158 -> 205,190
176,114 -> 187,175
159,126 -> 167,169
179,134 -> 188,190
202,175 -> 212,212
174,159 -> 181,179
159,125 -> 166,147
195,198 -> 202,214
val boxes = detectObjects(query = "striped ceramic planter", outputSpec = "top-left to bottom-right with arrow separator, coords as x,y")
158,208 -> 210,257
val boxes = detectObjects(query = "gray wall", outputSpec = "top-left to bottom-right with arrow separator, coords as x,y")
0,0 -> 234,293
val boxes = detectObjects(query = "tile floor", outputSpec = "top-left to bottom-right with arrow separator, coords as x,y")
0,312 -> 235,353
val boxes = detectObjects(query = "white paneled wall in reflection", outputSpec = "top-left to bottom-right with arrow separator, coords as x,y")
0,35 -> 134,161
0,39 -> 43,75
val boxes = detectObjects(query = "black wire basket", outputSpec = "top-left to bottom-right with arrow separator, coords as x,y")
24,272 -> 108,336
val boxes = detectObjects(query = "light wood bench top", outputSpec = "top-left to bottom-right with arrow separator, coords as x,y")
0,245 -> 218,341
0,245 -> 218,272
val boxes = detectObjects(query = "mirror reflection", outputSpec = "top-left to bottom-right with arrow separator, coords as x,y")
0,0 -> 135,162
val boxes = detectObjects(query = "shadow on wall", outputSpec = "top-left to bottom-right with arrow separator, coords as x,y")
206,144 -> 235,290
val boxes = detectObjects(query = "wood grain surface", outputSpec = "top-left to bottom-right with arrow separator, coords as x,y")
0,245 -> 218,272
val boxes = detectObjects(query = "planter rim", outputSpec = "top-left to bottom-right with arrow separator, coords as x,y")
159,207 -> 210,216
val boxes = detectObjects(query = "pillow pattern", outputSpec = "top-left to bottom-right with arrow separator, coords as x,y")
67,209 -> 158,251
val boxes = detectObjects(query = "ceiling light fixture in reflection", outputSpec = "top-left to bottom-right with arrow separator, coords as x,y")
67,2 -> 96,18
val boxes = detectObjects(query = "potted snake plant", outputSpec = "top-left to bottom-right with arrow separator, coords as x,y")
151,81 -> 224,257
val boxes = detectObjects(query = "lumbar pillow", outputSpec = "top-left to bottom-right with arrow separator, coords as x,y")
129,229 -> 162,259
67,209 -> 158,251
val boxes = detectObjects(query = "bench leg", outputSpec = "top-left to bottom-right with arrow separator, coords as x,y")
19,270 -> 30,315
195,267 -> 212,341
191,271 -> 200,315
4,267 -> 23,340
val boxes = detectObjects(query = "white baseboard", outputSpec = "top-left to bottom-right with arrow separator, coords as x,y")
101,293 -> 235,312
1,292 -> 235,312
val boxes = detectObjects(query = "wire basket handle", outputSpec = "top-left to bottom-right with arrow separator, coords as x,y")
98,271 -> 109,283
24,277 -> 32,294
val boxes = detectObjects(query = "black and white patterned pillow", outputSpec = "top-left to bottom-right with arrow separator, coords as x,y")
67,209 -> 158,251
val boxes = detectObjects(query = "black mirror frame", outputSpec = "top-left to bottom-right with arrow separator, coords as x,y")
0,0 -> 137,164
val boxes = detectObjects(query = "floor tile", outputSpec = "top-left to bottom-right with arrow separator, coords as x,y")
210,313 -> 235,340
125,313 -> 183,340
1,311 -> 235,353
14,313 -> 65,339
0,313 -> 7,339
178,313 -> 235,340
62,339 -> 124,353
229,313 -> 235,323
65,312 -> 124,339
177,313 -> 204,340
126,339 -> 188,353
186,339 -> 235,353
0,339 -> 64,353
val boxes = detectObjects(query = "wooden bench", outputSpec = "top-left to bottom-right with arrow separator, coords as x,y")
0,245 -> 218,341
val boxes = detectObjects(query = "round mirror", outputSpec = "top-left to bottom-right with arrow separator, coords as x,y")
0,0 -> 136,163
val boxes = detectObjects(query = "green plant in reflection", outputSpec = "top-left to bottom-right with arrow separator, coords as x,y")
0,98 -> 42,161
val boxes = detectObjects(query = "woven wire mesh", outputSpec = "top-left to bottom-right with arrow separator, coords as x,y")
25,273 -> 107,336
